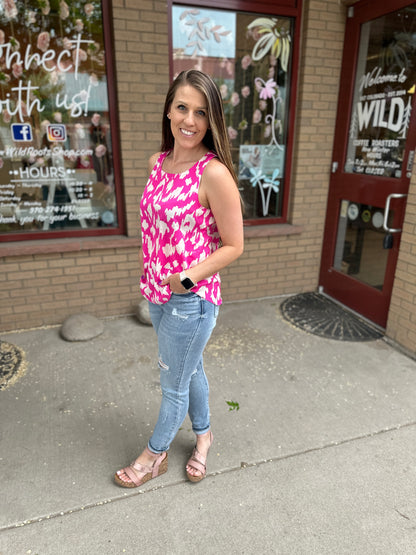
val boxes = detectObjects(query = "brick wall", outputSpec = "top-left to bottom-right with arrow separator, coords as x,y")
0,0 -> 347,332
0,239 -> 140,330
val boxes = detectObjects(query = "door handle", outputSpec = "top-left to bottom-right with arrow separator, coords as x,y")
383,193 -> 407,233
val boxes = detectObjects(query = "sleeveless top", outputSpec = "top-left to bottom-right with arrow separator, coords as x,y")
140,150 -> 222,305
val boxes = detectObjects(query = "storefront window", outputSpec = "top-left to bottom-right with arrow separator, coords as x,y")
345,5 -> 416,178
171,4 -> 294,221
0,0 -> 121,238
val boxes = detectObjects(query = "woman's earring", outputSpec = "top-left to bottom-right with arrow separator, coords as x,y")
167,113 -> 171,119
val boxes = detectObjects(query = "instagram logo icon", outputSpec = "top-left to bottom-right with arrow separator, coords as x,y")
47,124 -> 66,141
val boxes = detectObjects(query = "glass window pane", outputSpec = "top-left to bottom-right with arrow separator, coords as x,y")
172,5 -> 294,220
345,4 -> 416,178
0,0 -> 119,235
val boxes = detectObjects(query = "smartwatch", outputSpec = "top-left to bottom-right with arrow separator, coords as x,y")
179,271 -> 195,290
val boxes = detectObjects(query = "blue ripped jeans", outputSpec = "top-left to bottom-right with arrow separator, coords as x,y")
147,293 -> 219,454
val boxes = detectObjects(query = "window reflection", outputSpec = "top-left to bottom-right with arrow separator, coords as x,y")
0,0 -> 118,235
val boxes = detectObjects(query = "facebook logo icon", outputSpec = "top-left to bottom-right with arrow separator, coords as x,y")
11,124 -> 33,142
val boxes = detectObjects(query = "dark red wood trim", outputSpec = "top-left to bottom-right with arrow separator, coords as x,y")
171,0 -> 298,13
102,0 -> 126,236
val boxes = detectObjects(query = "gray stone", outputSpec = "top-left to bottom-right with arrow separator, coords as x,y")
135,299 -> 152,326
60,313 -> 104,342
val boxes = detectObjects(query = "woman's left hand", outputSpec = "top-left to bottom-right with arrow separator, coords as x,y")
160,273 -> 188,294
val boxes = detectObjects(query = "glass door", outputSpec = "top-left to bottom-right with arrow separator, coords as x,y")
319,0 -> 416,328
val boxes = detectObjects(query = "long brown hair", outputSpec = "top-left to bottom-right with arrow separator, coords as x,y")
161,70 -> 238,184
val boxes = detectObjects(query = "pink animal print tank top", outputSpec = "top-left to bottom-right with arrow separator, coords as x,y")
140,151 -> 222,305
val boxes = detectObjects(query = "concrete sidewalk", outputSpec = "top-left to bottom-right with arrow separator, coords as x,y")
1,297 -> 416,554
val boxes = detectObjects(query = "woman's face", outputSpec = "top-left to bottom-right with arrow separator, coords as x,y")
168,85 -> 209,152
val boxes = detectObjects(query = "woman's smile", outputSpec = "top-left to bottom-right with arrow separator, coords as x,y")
180,128 -> 196,136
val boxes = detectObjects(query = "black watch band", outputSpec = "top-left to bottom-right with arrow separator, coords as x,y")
180,271 -> 195,290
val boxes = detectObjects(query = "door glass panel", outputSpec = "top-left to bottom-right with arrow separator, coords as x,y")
345,4 -> 416,178
334,200 -> 393,290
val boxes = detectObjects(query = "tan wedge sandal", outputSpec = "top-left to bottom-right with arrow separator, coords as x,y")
114,448 -> 168,488
186,431 -> 213,483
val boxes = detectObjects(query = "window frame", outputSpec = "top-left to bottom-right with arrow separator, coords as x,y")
168,0 -> 302,226
0,0 -> 125,243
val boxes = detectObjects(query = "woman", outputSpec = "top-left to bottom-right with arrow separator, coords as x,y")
115,70 -> 244,487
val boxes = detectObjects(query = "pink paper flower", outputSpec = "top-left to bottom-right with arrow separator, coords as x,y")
75,19 -> 84,32
225,59 -> 234,76
241,55 -> 252,70
12,62 -> 23,79
0,30 -> 4,45
241,86 -> 250,98
37,32 -> 50,53
231,92 -> 240,107
3,111 -> 11,124
53,112 -> 62,123
95,144 -> 107,158
252,109 -> 262,124
220,84 -> 228,100
3,0 -> 18,20
259,100 -> 267,111
63,37 -> 73,50
41,0 -> 50,15
26,10 -> 36,24
73,48 -> 87,63
227,126 -> 238,140
60,1 -> 70,19
84,3 -> 94,16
